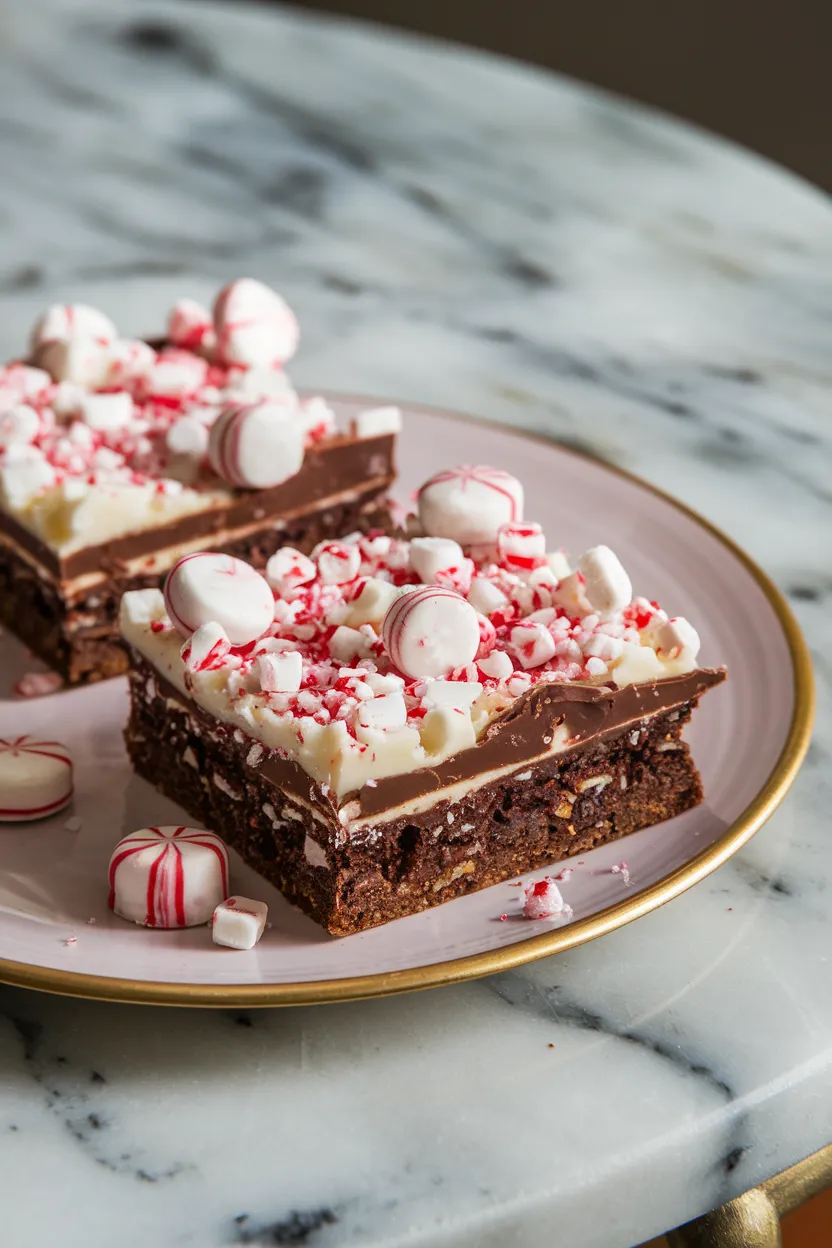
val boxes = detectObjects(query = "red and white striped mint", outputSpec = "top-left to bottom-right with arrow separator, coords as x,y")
497,522 -> 545,572
29,303 -> 117,351
164,552 -> 275,646
381,586 -> 480,679
417,465 -> 524,546
212,896 -> 268,950
0,735 -> 73,822
167,298 -> 214,352
213,278 -> 299,368
314,541 -> 361,585
108,825 -> 229,928
208,401 -> 305,489
35,338 -> 112,387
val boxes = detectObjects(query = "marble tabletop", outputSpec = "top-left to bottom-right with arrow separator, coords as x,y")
1,1 -> 830,1244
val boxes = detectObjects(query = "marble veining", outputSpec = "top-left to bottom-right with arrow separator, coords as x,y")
0,0 -> 830,1245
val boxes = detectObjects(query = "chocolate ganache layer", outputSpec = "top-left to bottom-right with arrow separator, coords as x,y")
1,431 -> 395,581
136,653 -> 725,828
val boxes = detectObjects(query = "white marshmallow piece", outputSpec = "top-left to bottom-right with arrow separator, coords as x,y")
0,447 -> 56,510
119,587 -> 167,629
29,303 -> 116,352
423,680 -> 483,709
228,366 -> 298,405
143,350 -> 208,399
164,552 -> 275,645
546,550 -> 572,581
35,338 -> 112,387
328,625 -> 372,664
0,735 -> 73,822
357,692 -> 407,732
80,391 -> 134,432
108,826 -> 229,928
258,650 -> 303,693
651,616 -> 701,661
477,649 -> 514,681
0,404 -> 39,448
409,536 -> 465,585
212,896 -> 268,950
181,622 -> 232,673
381,586 -> 480,679
418,465 -> 524,546
510,621 -> 557,670
167,298 -> 213,351
315,541 -> 361,586
209,401 -> 304,489
579,546 -> 632,616
298,395 -> 336,438
166,416 -> 209,459
343,577 -> 399,629
214,278 -> 299,368
105,339 -> 156,386
265,546 -> 316,594
355,406 -> 402,438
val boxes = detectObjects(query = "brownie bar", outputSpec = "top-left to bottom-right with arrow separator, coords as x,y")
125,654 -> 711,936
0,490 -> 392,684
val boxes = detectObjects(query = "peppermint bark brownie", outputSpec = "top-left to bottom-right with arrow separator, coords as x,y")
0,279 -> 398,684
120,464 -> 725,936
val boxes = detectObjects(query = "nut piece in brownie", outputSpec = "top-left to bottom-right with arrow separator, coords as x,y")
120,462 -> 725,936
0,279 -> 399,683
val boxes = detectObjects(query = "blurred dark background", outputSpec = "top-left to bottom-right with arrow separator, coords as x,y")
283,0 -> 832,194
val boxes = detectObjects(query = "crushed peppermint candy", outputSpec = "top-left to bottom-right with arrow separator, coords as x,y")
14,671 -> 64,698
610,861 -> 631,886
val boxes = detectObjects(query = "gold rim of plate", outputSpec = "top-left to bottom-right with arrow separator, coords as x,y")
0,408 -> 816,1007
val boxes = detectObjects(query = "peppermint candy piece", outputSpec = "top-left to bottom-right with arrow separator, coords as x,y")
167,298 -> 214,352
163,552 -> 275,645
0,735 -> 73,822
418,465 -> 524,546
212,896 -> 268,950
208,401 -> 305,489
0,404 -> 39,449
29,303 -> 117,352
213,278 -> 299,368
523,877 -> 567,920
108,825 -> 229,928
381,586 -> 480,679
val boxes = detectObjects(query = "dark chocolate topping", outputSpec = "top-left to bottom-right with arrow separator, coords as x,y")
352,668 -> 726,818
0,432 -> 395,581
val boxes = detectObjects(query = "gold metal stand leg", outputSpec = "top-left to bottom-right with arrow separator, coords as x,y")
667,1187 -> 781,1248
665,1143 -> 832,1248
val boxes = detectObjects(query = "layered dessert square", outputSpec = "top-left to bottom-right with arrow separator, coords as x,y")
0,279 -> 398,684
121,463 -> 725,936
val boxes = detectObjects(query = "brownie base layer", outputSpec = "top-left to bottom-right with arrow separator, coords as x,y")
0,492 -> 392,685
125,656 -> 708,936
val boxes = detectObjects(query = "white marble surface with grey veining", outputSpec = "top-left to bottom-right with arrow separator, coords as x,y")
0,1 -> 830,1245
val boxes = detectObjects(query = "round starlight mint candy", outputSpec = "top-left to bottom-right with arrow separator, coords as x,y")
213,278 -> 300,368
381,586 -> 480,679
417,465 -> 524,546
0,736 -> 73,822
208,401 -> 305,489
163,552 -> 275,646
108,826 -> 229,928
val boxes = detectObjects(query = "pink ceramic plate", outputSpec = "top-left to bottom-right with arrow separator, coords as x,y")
0,399 -> 813,1005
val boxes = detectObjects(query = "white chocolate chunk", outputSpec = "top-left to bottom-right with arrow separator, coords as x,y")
423,680 -> 483,709
419,705 -> 476,757
650,616 -> 701,661
258,650 -> 303,693
120,588 -> 167,628
610,642 -> 664,687
343,577 -> 399,628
